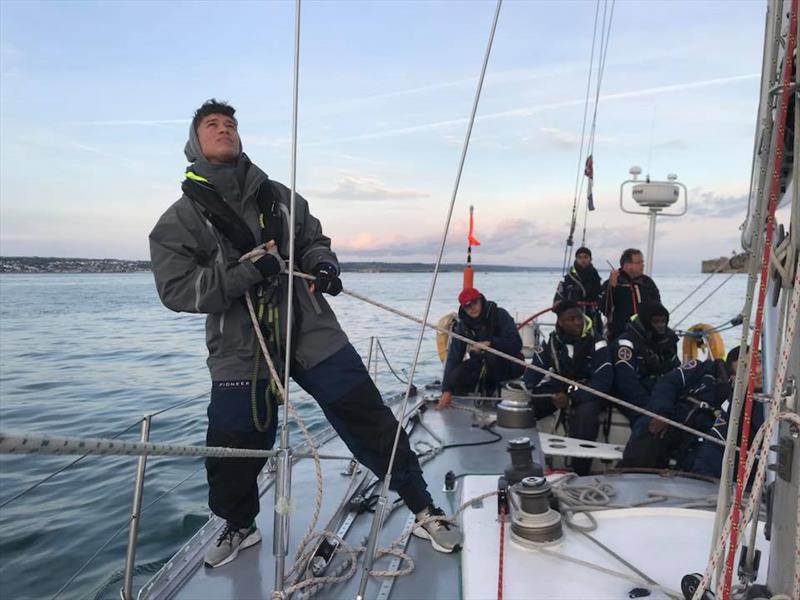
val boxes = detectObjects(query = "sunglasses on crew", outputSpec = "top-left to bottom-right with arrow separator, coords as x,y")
463,299 -> 480,309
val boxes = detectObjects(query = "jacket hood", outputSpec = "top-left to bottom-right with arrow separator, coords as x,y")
629,313 -> 677,346
184,119 -> 245,165
637,301 -> 670,335
184,120 -> 252,204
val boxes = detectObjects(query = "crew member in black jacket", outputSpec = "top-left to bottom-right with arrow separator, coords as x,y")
600,248 -> 660,340
553,246 -> 602,331
612,301 -> 680,423
438,287 -> 523,409
523,301 -> 613,475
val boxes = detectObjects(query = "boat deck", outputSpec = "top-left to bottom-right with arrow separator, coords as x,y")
140,392 -> 745,600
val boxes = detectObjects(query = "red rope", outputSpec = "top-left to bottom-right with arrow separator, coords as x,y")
516,301 -> 598,330
722,3 -> 797,597
497,504 -> 506,600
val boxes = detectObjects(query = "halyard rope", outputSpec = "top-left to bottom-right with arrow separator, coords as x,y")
692,263 -> 800,600
717,2 -> 798,596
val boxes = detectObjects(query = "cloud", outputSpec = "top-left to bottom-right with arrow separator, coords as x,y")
539,127 -> 581,149
308,73 -> 759,146
307,47 -> 691,117
312,175 -> 430,201
337,218 -> 563,260
653,139 -> 689,150
691,189 -> 749,217
8,133 -> 142,168
336,231 -> 441,257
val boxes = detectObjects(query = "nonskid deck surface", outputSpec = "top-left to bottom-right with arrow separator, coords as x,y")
144,395 -> 725,600
461,476 -> 771,600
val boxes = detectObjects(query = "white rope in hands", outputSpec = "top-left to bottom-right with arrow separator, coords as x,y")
239,247 -> 327,584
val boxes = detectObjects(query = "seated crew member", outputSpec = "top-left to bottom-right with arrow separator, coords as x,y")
612,301 -> 679,423
437,287 -> 523,409
685,346 -> 764,478
600,248 -> 661,341
553,246 -> 602,331
619,347 -> 762,477
523,301 -> 613,475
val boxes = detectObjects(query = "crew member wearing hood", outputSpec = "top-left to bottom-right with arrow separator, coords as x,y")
523,301 -> 613,475
683,346 -> 764,477
150,100 -> 462,568
553,246 -> 602,330
612,301 -> 679,423
437,287 -> 523,409
619,347 -> 758,477
600,248 -> 661,340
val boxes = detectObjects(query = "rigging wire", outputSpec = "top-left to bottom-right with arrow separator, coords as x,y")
580,0 -> 616,246
668,261 -> 729,316
50,463 -> 206,600
0,418 -> 142,510
376,338 -> 409,385
672,274 -> 736,329
563,0 -> 602,273
0,391 -> 207,511
356,2 -> 504,596
273,0 -> 304,592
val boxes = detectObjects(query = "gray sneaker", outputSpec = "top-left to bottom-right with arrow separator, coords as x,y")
204,522 -> 261,568
412,505 -> 463,553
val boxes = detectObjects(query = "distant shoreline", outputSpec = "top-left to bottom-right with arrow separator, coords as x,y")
0,256 -> 558,274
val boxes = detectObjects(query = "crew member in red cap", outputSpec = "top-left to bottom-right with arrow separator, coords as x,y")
437,288 -> 523,409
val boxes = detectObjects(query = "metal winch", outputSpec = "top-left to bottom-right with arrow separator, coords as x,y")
503,437 -> 543,486
496,382 -> 536,428
509,476 -> 563,547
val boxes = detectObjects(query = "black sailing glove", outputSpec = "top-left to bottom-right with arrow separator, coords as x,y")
251,245 -> 286,281
313,263 -> 343,296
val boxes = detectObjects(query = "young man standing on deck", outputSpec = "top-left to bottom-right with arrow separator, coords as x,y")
599,248 -> 661,341
149,99 -> 462,568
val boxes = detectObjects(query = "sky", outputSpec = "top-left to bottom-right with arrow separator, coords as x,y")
0,0 -> 772,272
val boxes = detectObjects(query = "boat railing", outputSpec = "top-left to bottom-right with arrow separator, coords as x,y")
118,335 -> 408,599
0,335 -> 409,600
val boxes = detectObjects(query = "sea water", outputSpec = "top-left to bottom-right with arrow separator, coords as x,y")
0,271 -> 748,599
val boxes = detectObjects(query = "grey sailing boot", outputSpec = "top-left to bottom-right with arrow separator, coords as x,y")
204,522 -> 261,568
412,505 -> 463,553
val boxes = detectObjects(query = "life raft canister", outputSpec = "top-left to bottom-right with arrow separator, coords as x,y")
682,323 -> 725,362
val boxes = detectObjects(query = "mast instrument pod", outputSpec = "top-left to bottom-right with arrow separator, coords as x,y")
619,166 -> 688,274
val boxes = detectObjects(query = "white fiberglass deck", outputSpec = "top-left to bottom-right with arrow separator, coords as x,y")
141,395 -> 741,600
461,475 -> 771,600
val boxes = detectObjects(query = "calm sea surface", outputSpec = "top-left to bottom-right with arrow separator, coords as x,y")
0,271 -> 748,599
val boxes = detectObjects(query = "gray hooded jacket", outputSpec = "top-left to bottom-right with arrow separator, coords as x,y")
149,124 -> 348,380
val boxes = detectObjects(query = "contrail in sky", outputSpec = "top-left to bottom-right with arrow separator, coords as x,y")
308,73 -> 760,145
83,119 -> 188,126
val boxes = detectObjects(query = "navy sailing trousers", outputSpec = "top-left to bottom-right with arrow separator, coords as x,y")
205,342 -> 431,528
